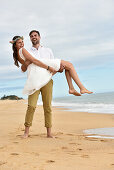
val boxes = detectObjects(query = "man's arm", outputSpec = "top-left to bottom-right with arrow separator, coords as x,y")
22,48 -> 57,74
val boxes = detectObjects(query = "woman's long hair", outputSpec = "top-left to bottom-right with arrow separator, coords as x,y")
12,36 -> 21,67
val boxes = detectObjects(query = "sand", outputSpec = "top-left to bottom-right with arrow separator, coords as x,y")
0,100 -> 114,170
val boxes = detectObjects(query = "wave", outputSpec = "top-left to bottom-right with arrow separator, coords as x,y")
37,101 -> 114,114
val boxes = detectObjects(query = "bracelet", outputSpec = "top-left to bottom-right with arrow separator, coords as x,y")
47,66 -> 50,70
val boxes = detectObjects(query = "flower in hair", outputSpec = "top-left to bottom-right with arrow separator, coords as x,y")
9,36 -> 24,44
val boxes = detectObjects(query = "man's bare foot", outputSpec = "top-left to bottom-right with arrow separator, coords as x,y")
21,126 -> 30,139
21,133 -> 29,139
47,128 -> 53,138
80,89 -> 93,94
69,89 -> 81,96
47,135 -> 53,138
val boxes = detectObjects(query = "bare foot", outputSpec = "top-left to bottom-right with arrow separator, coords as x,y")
47,135 -> 53,138
69,89 -> 81,96
80,89 -> 93,94
21,133 -> 29,139
47,128 -> 53,138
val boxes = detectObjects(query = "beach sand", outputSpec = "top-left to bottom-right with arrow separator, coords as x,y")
0,100 -> 114,170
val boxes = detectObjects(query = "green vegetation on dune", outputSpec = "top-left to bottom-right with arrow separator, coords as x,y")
0,95 -> 23,100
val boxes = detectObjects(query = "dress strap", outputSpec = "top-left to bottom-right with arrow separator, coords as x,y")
19,48 -> 25,61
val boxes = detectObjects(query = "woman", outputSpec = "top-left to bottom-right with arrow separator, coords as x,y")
10,36 -> 93,96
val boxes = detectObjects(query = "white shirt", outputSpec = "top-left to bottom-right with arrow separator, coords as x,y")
28,45 -> 54,60
19,46 -> 61,95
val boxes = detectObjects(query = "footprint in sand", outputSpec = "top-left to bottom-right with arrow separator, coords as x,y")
61,147 -> 68,150
46,160 -> 55,163
0,146 -> 5,150
69,143 -> 77,145
100,139 -> 107,142
108,153 -> 114,154
56,132 -> 64,135
13,142 -> 19,144
81,155 -> 89,158
66,133 -> 75,136
68,153 -> 77,155
54,136 -> 62,139
10,153 -> 19,156
67,151 -> 77,155
69,143 -> 81,146
0,161 -> 7,166
77,148 -> 83,151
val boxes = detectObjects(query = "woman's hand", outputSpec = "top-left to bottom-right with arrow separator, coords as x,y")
48,66 -> 57,75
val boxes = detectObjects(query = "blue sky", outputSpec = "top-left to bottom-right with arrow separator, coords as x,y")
0,0 -> 114,98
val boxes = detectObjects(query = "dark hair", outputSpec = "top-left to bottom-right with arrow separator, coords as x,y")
12,36 -> 21,67
29,30 -> 40,36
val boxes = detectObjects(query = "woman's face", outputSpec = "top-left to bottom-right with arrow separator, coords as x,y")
15,39 -> 24,50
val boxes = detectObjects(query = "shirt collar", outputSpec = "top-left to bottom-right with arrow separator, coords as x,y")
31,45 -> 42,51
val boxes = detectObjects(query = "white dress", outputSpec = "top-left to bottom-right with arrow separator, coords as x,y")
19,48 -> 61,95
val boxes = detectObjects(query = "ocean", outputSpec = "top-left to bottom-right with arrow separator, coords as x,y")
52,92 -> 114,139
52,92 -> 114,114
1,88 -> 114,114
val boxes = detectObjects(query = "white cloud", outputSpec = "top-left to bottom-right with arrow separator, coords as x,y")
0,0 -> 114,80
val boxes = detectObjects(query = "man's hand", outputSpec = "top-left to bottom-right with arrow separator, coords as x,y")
21,64 -> 27,72
48,66 -> 57,75
58,63 -> 65,73
25,60 -> 32,66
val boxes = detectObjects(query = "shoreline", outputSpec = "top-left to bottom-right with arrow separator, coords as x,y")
54,105 -> 114,115
0,100 -> 114,170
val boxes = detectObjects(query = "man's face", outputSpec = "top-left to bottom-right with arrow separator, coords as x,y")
30,32 -> 40,45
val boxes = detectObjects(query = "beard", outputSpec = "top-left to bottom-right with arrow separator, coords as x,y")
32,40 -> 40,45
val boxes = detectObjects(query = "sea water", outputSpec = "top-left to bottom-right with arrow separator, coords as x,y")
52,92 -> 114,139
52,92 -> 114,114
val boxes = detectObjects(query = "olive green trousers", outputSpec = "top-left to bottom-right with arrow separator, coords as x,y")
24,79 -> 53,128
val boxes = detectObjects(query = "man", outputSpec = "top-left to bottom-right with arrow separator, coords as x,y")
21,30 -> 64,138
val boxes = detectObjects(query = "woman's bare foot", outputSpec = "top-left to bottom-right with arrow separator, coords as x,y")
69,89 -> 81,96
80,89 -> 93,94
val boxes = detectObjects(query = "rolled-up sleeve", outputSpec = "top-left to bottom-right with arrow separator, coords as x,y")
48,48 -> 54,59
